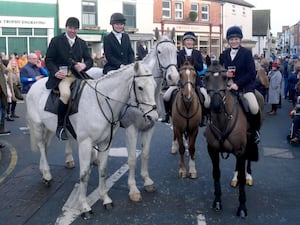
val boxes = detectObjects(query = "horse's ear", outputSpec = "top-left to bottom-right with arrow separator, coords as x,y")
154,27 -> 159,40
171,27 -> 176,40
134,61 -> 139,73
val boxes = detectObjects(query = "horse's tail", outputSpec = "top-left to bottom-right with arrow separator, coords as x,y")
27,115 -> 39,152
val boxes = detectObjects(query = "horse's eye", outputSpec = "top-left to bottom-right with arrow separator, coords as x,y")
157,50 -> 161,54
138,87 -> 143,91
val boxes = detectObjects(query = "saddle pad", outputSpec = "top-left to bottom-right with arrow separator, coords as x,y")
44,79 -> 84,115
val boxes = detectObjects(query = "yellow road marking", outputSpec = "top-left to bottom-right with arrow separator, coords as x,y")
0,147 -> 18,183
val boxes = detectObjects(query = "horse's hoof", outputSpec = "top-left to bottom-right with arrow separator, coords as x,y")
81,210 -> 93,220
42,178 -> 51,187
246,178 -> 253,186
144,184 -> 156,193
179,171 -> 187,178
189,172 -> 197,179
171,149 -> 177,154
104,202 -> 114,210
236,206 -> 247,218
129,193 -> 142,202
212,201 -> 222,212
231,180 -> 238,188
65,161 -> 75,169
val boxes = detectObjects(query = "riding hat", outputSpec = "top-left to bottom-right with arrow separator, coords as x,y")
183,31 -> 196,41
110,13 -> 126,25
226,26 -> 243,40
65,17 -> 80,28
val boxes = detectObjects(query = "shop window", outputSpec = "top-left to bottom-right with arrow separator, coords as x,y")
34,28 -> 47,36
2,28 -> 16,35
19,28 -> 32,36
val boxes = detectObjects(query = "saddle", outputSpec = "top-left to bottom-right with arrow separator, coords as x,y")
44,79 -> 86,139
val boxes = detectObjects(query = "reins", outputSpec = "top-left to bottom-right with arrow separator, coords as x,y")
207,89 -> 240,159
83,73 -> 155,151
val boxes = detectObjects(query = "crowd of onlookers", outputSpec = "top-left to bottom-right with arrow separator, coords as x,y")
254,54 -> 300,144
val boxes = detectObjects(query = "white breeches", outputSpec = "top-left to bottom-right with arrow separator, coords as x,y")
243,92 -> 259,114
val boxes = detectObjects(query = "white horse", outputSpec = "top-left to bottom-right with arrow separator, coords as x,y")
26,61 -> 158,218
122,28 -> 179,202
87,28 -> 179,202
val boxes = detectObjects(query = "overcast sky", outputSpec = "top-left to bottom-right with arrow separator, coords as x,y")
246,0 -> 299,34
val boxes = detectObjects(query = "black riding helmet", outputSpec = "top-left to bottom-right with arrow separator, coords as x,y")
226,26 -> 243,40
110,13 -> 126,25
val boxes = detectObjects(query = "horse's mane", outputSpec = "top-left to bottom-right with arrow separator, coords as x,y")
89,63 -> 135,83
206,60 -> 225,73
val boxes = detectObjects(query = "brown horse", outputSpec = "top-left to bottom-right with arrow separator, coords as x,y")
204,61 -> 264,218
171,61 -> 202,179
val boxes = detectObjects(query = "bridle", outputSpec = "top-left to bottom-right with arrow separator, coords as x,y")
155,40 -> 177,79
85,72 -> 157,151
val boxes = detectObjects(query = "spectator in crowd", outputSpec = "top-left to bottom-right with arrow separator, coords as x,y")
282,55 -> 290,99
103,12 -> 135,74
0,59 -> 10,135
18,52 -> 28,69
45,17 -> 93,141
267,62 -> 282,115
288,98 -> 300,144
136,39 -> 148,60
287,62 -> 300,106
6,60 -> 22,119
20,53 -> 48,96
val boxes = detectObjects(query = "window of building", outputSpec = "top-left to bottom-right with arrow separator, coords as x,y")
82,0 -> 97,26
201,4 -> 209,21
242,7 -> 246,16
19,28 -> 32,36
2,28 -> 16,35
162,1 -> 171,19
34,28 -> 47,36
191,3 -> 199,21
231,4 -> 236,14
175,2 -> 183,20
123,3 -> 136,29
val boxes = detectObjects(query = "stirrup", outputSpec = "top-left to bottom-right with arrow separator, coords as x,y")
56,127 -> 68,141
253,131 -> 260,144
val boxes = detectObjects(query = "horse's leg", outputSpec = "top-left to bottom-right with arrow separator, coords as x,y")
78,139 -> 93,219
208,146 -> 222,212
65,140 -> 75,169
97,147 -> 113,209
171,136 -> 179,154
125,125 -> 142,202
176,131 -> 187,178
37,127 -> 52,186
246,160 -> 253,186
231,162 -> 239,188
140,127 -> 156,192
188,131 -> 198,179
236,156 -> 247,218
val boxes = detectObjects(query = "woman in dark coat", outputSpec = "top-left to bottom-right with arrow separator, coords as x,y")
222,26 -> 261,143
103,13 -> 135,74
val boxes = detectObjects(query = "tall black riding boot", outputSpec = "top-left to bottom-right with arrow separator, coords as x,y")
248,112 -> 261,144
56,100 -> 68,141
196,87 -> 207,127
161,99 -> 171,124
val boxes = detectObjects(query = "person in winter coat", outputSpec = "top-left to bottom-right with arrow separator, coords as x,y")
267,62 -> 282,115
222,26 -> 261,144
103,13 -> 135,74
45,17 -> 93,141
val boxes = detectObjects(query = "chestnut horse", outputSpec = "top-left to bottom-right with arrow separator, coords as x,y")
204,61 -> 264,218
171,61 -> 202,178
